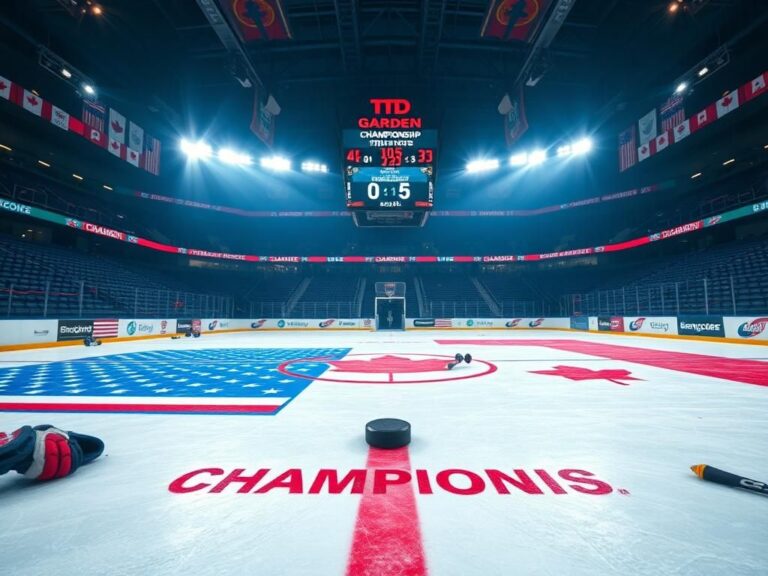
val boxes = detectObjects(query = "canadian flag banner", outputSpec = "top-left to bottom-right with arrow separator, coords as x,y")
691,104 -> 716,131
742,72 -> 767,102
108,138 -> 124,158
0,75 -> 11,100
88,127 -> 107,148
654,130 -> 670,152
22,89 -> 43,116
673,119 -> 691,143
637,142 -> 652,162
108,108 -> 126,144
126,148 -> 141,167
715,90 -> 739,118
50,105 -> 69,130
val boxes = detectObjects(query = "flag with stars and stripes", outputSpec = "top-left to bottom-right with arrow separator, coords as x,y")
0,348 -> 349,416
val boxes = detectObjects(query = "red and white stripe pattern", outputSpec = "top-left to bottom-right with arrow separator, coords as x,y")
434,319 -> 453,327
0,73 -> 159,174
93,319 -> 119,338
628,70 -> 767,166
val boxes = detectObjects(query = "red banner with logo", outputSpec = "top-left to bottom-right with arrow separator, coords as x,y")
480,0 -> 553,42
220,0 -> 291,42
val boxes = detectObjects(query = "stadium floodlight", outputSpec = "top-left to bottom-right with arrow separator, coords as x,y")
466,158 -> 500,173
82,83 -> 96,96
181,138 -> 213,160
674,82 -> 688,94
260,155 -> 291,172
571,137 -> 593,155
509,153 -> 528,166
61,68 -> 72,79
218,148 -> 253,166
722,158 -> 735,166
698,66 -> 709,77
556,144 -> 572,157
301,161 -> 328,173
528,150 -> 547,166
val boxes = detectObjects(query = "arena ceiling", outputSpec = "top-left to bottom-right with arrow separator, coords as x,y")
0,0 -> 766,186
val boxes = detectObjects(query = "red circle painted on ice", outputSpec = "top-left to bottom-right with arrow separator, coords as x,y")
277,353 -> 497,384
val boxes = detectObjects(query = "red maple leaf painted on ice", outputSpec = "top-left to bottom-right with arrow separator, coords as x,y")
327,355 -> 451,375
530,365 -> 642,386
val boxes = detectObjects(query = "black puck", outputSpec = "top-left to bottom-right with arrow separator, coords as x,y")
464,353 -> 472,364
365,418 -> 411,449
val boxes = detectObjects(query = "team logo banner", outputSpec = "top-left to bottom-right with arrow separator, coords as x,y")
220,0 -> 291,42
481,0 -> 553,42
499,88 -> 528,146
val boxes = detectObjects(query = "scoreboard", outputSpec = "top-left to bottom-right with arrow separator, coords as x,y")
343,99 -> 436,215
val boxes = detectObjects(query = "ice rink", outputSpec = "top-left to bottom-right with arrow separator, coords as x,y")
1,329 -> 767,576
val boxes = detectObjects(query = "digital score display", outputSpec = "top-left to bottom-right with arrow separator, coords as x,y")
343,99 -> 436,212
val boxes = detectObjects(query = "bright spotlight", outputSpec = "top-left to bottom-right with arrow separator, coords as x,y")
301,161 -> 328,173
572,138 -> 593,155
509,153 -> 528,166
261,156 -> 291,172
674,82 -> 688,94
528,150 -> 547,166
218,148 -> 252,166
82,83 -> 96,96
698,66 -> 709,77
556,144 -> 572,157
181,138 -> 212,160
466,158 -> 500,173
61,68 -> 72,79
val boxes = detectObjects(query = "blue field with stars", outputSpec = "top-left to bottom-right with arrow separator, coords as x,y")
0,348 -> 350,415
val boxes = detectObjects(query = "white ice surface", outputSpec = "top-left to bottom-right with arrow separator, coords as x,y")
1,330 -> 767,576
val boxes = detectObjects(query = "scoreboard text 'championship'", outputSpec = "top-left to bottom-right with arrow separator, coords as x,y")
343,99 -> 437,227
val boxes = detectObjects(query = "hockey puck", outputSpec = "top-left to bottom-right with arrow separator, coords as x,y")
455,353 -> 464,363
365,418 -> 411,449
464,353 -> 472,364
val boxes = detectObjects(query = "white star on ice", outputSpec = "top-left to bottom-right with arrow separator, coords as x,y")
278,379 -> 293,384
296,368 -> 309,372
154,388 -> 172,393
210,376 -> 224,380
25,390 -> 45,395
242,383 -> 260,388
258,375 -> 274,380
101,383 -> 120,388
186,383 -> 204,387
242,372 -> 257,376
26,383 -> 44,388
225,379 -> 240,384
203,388 -> 222,394
176,378 -> 189,383
141,383 -> 158,388
65,389 -> 84,394
262,388 -> 280,394
111,389 -> 129,394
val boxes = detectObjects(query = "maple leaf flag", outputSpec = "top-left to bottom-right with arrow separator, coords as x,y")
128,121 -> 144,151
108,138 -> 123,158
126,147 -> 140,167
108,108 -> 126,144
530,365 -> 642,386
0,75 -> 11,100
654,130 -> 670,153
673,118 -> 691,143
88,127 -> 107,148
743,72 -> 767,102
22,89 -> 42,116
715,90 -> 739,118
50,105 -> 69,130
637,143 -> 652,162
692,104 -> 716,131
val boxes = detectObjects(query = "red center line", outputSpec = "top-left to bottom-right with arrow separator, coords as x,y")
435,339 -> 768,387
346,447 -> 427,576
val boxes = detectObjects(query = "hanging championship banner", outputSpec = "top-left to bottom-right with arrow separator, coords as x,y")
498,88 -> 528,146
219,0 -> 291,42
480,0 -> 553,42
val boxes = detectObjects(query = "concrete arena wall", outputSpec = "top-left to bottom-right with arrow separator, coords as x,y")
0,315 -> 767,349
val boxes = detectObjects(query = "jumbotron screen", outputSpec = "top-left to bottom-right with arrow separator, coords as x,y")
343,99 -> 436,211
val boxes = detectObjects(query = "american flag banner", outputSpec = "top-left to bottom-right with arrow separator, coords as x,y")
82,99 -> 106,132
435,319 -> 453,327
93,319 -> 119,338
142,134 -> 161,175
660,95 -> 685,132
618,125 -> 638,172
0,348 -> 350,415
